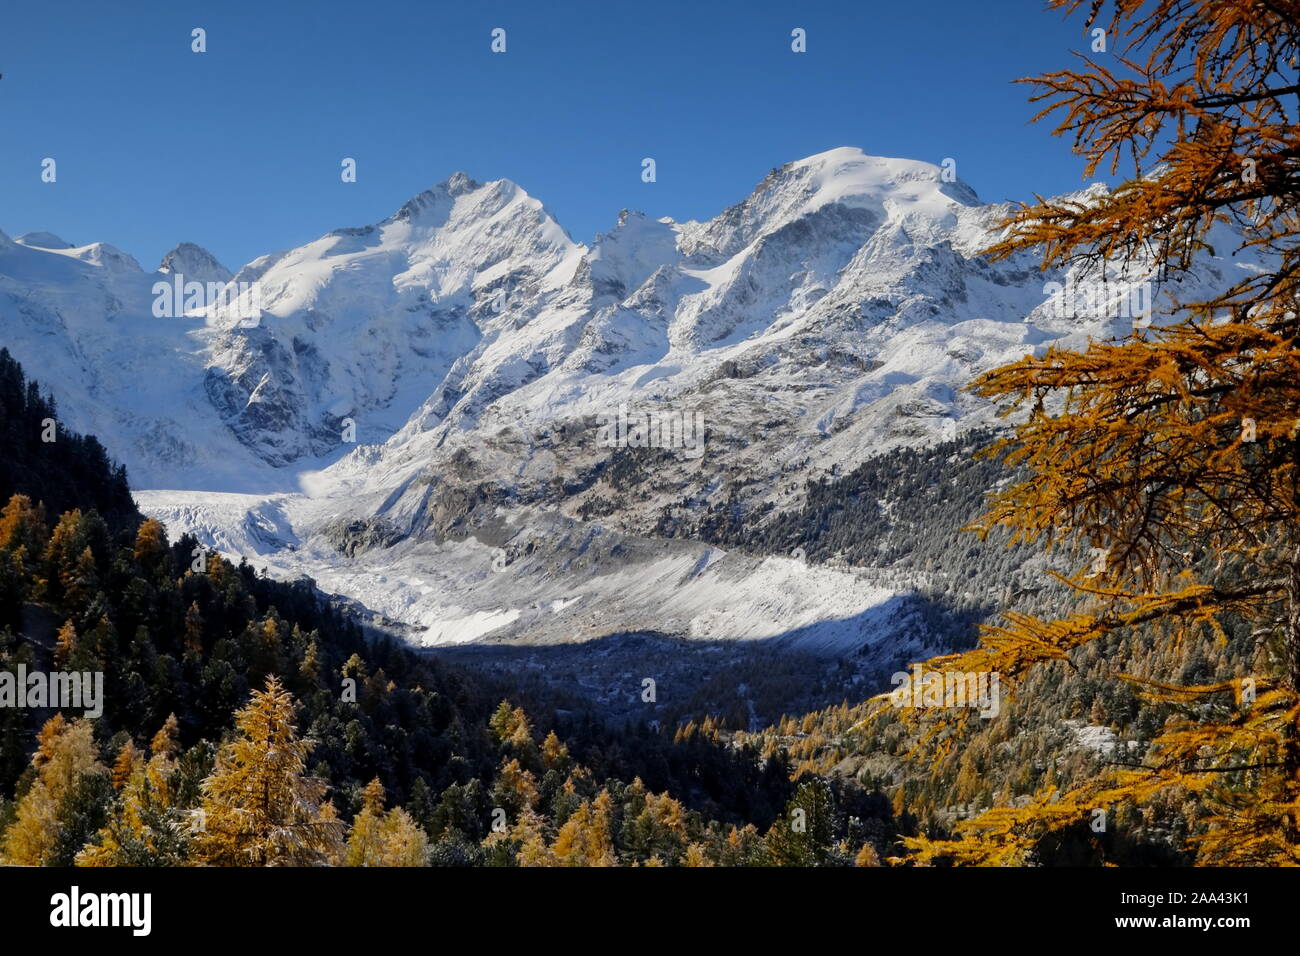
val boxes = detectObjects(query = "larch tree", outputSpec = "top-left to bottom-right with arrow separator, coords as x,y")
540,730 -> 571,773
52,620 -> 77,670
110,740 -> 144,791
683,842 -> 715,867
490,756 -> 539,818
620,785 -> 689,864
194,677 -> 344,866
0,715 -> 107,865
0,494 -> 47,568
40,509 -> 106,611
77,717 -> 191,868
132,517 -> 167,568
904,0 -> 1300,865
495,807 -> 556,867
342,777 -> 429,867
550,789 -> 618,867
78,714 -> 192,867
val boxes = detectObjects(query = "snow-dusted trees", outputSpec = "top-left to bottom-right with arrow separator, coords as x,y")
194,677 -> 344,866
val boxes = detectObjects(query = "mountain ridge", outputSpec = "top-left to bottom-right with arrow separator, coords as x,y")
0,146 -> 1255,655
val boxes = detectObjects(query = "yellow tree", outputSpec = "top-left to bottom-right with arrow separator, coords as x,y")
52,620 -> 77,670
132,517 -> 167,567
491,757 -> 539,817
0,494 -> 47,566
541,730 -> 571,772
194,677 -> 344,866
492,807 -> 556,866
0,716 -> 107,865
683,843 -> 715,867
342,778 -> 429,867
110,740 -> 144,791
77,716 -> 190,867
904,0 -> 1300,865
551,789 -> 618,867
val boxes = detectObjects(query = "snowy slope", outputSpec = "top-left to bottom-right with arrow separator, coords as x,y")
0,230 -> 283,489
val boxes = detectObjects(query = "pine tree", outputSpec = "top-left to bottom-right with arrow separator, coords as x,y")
183,602 -> 204,659
194,677 -> 344,866
0,547 -> 28,632
765,779 -> 838,866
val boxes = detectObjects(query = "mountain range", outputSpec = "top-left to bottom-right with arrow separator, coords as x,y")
0,147 -> 1256,669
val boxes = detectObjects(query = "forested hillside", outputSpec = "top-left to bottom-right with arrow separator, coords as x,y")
0,348 -> 139,533
739,599 -> 1250,864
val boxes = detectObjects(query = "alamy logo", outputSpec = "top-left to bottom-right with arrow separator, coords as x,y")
0,665 -> 103,718
596,403 -> 706,459
152,273 -> 262,326
1041,279 -> 1152,324
889,664 -> 1000,718
50,886 -> 151,936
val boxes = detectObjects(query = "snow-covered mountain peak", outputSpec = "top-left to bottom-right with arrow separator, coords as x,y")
384,172 -> 484,225
587,210 -> 681,302
4,235 -> 140,273
444,170 -> 480,196
158,242 -> 232,283
15,231 -> 74,250
369,174 -> 581,275
678,147 -> 978,262
67,242 -> 143,272
186,166 -> 590,470
381,171 -> 550,229
790,147 -> 981,205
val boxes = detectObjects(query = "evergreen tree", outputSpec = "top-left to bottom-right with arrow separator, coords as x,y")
765,779 -> 838,866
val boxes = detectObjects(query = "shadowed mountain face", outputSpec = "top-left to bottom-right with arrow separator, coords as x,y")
0,148 -> 1254,659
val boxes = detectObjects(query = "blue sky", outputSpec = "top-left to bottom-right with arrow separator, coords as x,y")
2,0 -> 1108,271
